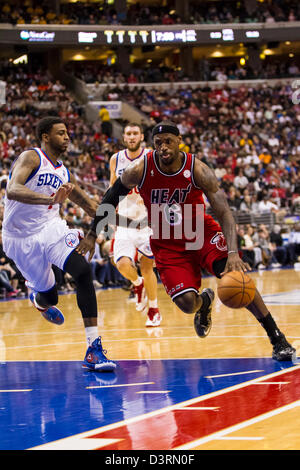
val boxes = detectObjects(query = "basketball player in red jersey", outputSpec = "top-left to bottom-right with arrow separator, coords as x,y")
78,121 -> 296,361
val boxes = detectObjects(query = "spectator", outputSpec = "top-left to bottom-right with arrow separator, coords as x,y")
252,226 -> 282,268
227,186 -> 241,211
99,105 -> 112,138
258,196 -> 287,223
240,195 -> 252,212
258,196 -> 279,213
87,236 -> 112,288
270,224 -> 290,266
287,223 -> 300,263
237,226 -> 255,268
234,168 -> 249,191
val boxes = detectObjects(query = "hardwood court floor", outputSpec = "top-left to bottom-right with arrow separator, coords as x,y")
0,268 -> 299,450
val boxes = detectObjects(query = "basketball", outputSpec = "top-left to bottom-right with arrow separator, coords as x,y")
217,271 -> 256,309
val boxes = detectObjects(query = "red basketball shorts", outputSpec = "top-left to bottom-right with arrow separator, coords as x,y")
151,223 -> 228,301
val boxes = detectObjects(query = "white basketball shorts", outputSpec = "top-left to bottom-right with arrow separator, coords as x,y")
113,226 -> 153,264
2,218 -> 83,292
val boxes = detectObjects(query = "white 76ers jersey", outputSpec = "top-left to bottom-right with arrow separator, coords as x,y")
2,147 -> 70,237
114,148 -> 149,221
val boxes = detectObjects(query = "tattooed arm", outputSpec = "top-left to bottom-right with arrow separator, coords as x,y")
193,158 -> 250,275
68,172 -> 98,217
7,150 -> 74,205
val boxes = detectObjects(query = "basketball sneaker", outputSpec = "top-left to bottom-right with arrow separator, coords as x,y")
29,292 -> 64,325
82,336 -> 117,372
134,279 -> 148,312
6,289 -> 22,298
272,334 -> 296,361
194,288 -> 215,338
145,308 -> 162,327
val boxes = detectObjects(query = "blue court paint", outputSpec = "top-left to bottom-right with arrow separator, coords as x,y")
0,358 -> 296,450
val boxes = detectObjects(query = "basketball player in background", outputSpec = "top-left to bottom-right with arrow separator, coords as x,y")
79,121 -> 296,361
2,116 -> 116,372
109,123 -> 161,327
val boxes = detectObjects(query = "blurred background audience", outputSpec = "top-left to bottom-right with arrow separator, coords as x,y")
0,0 -> 300,297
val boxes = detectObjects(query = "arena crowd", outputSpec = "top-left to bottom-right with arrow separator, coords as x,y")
0,57 -> 300,297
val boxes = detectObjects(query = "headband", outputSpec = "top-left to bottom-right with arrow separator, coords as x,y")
152,123 -> 179,138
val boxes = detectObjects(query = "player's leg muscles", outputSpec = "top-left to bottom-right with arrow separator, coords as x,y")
116,256 -> 139,282
140,255 -> 157,301
64,250 -> 97,325
173,291 -> 202,314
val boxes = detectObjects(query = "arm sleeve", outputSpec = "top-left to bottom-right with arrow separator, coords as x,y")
90,177 -> 131,235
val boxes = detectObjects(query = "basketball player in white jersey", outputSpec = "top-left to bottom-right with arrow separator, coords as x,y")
109,123 -> 161,327
2,116 -> 116,372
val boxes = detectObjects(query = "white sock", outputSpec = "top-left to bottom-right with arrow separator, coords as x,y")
85,326 -> 99,347
132,276 -> 143,287
149,299 -> 158,309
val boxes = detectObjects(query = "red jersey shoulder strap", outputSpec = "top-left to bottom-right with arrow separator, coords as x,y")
190,153 -> 203,189
138,150 -> 153,190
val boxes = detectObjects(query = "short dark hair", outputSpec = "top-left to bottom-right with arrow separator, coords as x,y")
36,116 -> 66,144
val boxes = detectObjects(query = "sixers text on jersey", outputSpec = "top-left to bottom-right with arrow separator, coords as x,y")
37,173 -> 63,190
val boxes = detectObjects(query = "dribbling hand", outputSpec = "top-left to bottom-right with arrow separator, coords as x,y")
221,252 -> 251,277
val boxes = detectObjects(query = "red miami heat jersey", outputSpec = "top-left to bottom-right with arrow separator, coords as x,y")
139,151 -> 221,251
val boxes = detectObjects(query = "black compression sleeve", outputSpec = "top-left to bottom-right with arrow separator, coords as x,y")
102,177 -> 131,207
90,177 -> 131,236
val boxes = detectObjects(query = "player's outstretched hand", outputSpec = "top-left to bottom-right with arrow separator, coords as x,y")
52,183 -> 75,205
220,252 -> 251,277
76,232 -> 96,262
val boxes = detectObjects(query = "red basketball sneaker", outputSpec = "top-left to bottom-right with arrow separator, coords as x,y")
134,279 -> 147,312
146,308 -> 162,327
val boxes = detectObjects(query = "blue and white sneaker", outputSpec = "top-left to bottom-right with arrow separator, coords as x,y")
29,292 -> 65,325
83,337 -> 117,372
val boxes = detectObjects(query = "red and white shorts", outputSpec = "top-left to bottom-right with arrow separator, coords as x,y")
151,223 -> 228,301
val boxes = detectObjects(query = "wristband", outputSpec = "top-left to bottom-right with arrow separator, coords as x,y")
228,250 -> 238,254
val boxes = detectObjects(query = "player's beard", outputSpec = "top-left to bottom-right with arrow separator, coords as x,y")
126,141 -> 142,152
159,152 -> 175,166
50,140 -> 68,155
158,149 -> 181,167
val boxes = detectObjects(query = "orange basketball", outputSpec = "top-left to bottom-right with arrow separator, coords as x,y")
217,271 -> 256,309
